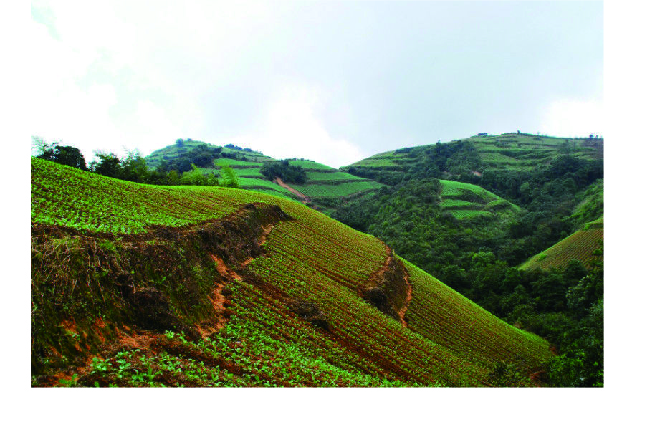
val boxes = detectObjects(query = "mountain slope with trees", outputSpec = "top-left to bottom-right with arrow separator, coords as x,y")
333,132 -> 604,386
31,158 -> 552,387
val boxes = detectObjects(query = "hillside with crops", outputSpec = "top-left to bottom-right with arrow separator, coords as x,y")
31,158 -> 552,387
142,142 -> 388,215
343,132 -> 602,186
520,218 -> 603,272
330,133 -> 604,387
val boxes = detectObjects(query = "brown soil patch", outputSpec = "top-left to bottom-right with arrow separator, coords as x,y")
397,270 -> 413,328
210,254 -> 242,281
359,246 -> 412,325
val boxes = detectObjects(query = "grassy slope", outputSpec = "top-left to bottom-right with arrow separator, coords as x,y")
31,159 -> 551,387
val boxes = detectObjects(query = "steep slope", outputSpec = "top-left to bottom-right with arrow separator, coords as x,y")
31,158 -> 551,387
519,218 -> 603,271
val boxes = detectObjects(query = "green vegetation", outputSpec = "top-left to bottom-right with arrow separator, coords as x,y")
520,225 -> 604,271
30,130 -> 604,387
32,157 -> 267,233
31,159 -> 551,387
146,140 -> 272,170
261,159 -> 308,184
333,132 -> 603,386
289,180 -> 384,198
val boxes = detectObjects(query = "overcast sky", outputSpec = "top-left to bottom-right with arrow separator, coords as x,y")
30,0 -> 603,168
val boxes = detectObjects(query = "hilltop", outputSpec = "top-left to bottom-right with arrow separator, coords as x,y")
343,132 -> 602,186
31,158 -> 552,387
143,142 -> 388,215
144,139 -> 274,170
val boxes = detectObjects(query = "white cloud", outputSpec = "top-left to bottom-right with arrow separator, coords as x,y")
540,98 -> 604,137
232,85 -> 365,168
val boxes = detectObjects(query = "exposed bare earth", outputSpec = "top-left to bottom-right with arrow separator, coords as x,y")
360,245 -> 413,326
274,177 -> 310,204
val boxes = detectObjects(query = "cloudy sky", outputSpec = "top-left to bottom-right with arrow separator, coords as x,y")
30,0 -> 603,168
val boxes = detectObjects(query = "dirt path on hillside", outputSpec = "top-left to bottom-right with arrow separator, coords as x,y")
274,177 -> 311,204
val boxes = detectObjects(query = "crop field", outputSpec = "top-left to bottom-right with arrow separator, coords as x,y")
31,157 -> 286,233
439,199 -> 477,209
214,158 -> 265,168
438,180 -> 519,221
231,168 -> 265,178
344,133 -> 601,181
31,159 -> 551,387
519,226 -> 604,271
449,210 -> 494,220
304,171 -> 364,182
288,180 -> 384,198
403,259 -> 551,374
286,160 -> 335,170
348,157 -> 403,168
190,157 -> 387,207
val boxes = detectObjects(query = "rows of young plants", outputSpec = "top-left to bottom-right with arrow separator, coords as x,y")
240,201 -> 552,385
449,210 -> 494,220
31,158 -> 281,233
284,160 -> 335,170
287,180 -> 384,198
79,281 -> 406,387
440,180 -> 500,200
402,259 -> 552,379
214,158 -> 265,168
33,158 -> 552,386
519,227 -> 604,271
437,180 -> 519,221
245,240 -> 476,386
303,171 -> 365,182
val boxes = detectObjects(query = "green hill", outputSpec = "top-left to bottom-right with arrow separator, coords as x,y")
344,132 -> 602,186
31,158 -> 551,387
143,143 -> 388,214
145,140 -> 273,169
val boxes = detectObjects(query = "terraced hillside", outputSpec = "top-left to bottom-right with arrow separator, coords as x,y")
144,142 -> 387,214
284,159 -> 385,215
145,140 -> 273,169
344,132 -> 603,185
31,158 -> 551,387
212,158 -> 297,200
439,180 -> 520,221
192,158 -> 386,210
520,218 -> 604,271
